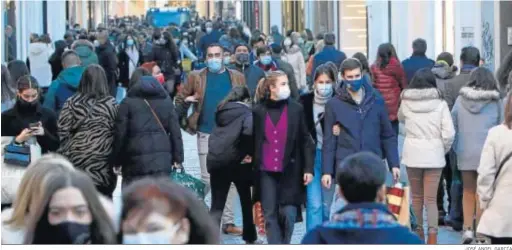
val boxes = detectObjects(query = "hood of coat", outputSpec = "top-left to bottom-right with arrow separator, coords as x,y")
29,42 -> 50,56
459,86 -> 501,113
431,63 -> 456,80
215,102 -> 250,127
72,39 -> 95,52
127,76 -> 168,99
401,88 -> 443,113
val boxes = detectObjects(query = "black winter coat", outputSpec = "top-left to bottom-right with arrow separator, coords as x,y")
96,43 -> 118,96
251,99 -> 315,206
113,76 -> 184,180
1,102 -> 59,153
147,44 -> 180,81
207,102 -> 252,173
117,48 -> 143,88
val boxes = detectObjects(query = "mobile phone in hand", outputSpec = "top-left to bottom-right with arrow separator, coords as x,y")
29,122 -> 40,129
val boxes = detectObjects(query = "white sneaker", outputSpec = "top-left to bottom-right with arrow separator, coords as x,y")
462,229 -> 474,244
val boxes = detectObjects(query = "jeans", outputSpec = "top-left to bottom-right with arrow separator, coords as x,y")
197,132 -> 236,225
306,148 -> 335,230
260,171 -> 297,244
210,165 -> 257,242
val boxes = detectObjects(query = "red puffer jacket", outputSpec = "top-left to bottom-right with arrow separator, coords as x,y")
370,58 -> 407,121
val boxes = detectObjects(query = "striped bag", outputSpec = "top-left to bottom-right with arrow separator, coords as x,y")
386,182 -> 411,228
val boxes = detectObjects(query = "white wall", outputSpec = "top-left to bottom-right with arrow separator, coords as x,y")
454,0 -> 481,67
366,0 -> 389,63
268,1 -> 282,33
46,1 -> 67,43
18,0 -> 44,60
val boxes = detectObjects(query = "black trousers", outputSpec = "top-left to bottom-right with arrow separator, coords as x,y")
210,164 -> 257,243
260,171 -> 297,244
490,237 -> 512,244
437,153 -> 453,215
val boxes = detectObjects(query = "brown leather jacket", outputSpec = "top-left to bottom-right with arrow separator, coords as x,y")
175,67 -> 246,135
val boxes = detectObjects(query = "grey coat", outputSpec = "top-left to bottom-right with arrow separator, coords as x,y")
452,87 -> 504,171
432,63 -> 456,106
442,68 -> 473,110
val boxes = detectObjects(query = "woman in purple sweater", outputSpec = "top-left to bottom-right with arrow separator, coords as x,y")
252,70 -> 315,244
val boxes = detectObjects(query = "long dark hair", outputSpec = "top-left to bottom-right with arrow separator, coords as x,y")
408,68 -> 439,89
162,31 -> 179,52
376,43 -> 397,69
467,67 -> 500,91
304,29 -> 314,41
505,91 -> 512,129
1,64 -> 16,101
218,85 -> 250,110
23,171 -> 117,244
17,75 -> 40,93
78,64 -> 110,98
7,60 -> 30,84
119,178 -> 220,244
314,63 -> 337,83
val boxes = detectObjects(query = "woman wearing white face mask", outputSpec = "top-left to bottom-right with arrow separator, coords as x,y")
119,178 -> 219,244
299,63 -> 337,231
281,35 -> 307,94
252,71 -> 315,244
118,35 -> 143,88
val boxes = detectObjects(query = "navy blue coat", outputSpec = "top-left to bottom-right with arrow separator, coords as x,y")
312,45 -> 347,78
302,202 -> 423,244
401,55 -> 435,85
322,82 -> 399,176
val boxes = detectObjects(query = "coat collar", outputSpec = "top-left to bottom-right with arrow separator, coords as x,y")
401,88 -> 441,101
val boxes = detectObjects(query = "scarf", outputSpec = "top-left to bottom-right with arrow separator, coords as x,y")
255,61 -> 278,72
313,89 -> 331,105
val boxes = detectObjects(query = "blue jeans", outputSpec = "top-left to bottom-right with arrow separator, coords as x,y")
306,148 -> 336,231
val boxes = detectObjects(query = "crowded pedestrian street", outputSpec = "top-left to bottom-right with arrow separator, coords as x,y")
2,0 -> 512,246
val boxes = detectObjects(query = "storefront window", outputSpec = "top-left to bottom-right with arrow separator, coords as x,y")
3,0 -> 17,62
283,1 -> 303,34
314,1 -> 335,35
339,0 -> 368,57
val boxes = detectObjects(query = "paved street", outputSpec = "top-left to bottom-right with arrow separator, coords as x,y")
113,129 -> 462,244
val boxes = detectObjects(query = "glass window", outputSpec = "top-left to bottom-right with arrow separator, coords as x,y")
3,0 -> 17,62
339,0 -> 368,57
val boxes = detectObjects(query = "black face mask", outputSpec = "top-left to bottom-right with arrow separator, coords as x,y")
235,53 -> 250,66
16,97 -> 39,112
47,221 -> 91,244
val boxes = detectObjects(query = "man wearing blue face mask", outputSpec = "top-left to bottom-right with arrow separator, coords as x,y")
175,43 -> 246,236
322,58 -> 401,199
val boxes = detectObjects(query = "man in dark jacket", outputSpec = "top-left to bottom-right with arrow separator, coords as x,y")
302,152 -> 423,244
96,30 -> 118,97
402,38 -> 435,85
231,44 -> 265,98
311,33 -> 346,78
198,21 -> 223,59
43,50 -> 85,115
322,58 -> 400,190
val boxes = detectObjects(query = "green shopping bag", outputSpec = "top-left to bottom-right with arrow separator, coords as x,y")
170,166 -> 206,201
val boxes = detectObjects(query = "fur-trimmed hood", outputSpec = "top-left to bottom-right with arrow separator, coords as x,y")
71,39 -> 95,51
401,88 -> 443,113
459,86 -> 501,113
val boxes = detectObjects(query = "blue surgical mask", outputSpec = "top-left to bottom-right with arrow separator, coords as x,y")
223,56 -> 231,65
207,58 -> 223,73
260,55 -> 272,66
345,78 -> 364,92
316,83 -> 333,97
127,39 -> 134,46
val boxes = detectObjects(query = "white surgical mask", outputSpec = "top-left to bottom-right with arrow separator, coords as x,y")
276,85 -> 291,100
283,38 -> 292,47
122,223 -> 181,245
206,27 -> 213,34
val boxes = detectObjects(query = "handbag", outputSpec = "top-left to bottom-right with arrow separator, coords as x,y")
170,165 -> 206,200
3,142 -> 31,167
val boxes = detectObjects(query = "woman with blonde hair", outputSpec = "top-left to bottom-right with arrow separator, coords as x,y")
252,70 -> 315,244
1,154 -> 74,244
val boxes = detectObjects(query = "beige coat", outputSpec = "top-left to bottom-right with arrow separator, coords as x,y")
398,88 -> 455,168
477,124 -> 512,238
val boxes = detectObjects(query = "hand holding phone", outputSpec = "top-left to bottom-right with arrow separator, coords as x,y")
29,122 -> 44,136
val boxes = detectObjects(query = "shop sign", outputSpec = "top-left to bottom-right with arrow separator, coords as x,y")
461,26 -> 475,46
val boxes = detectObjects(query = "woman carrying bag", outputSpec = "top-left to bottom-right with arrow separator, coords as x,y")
1,75 -> 58,208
